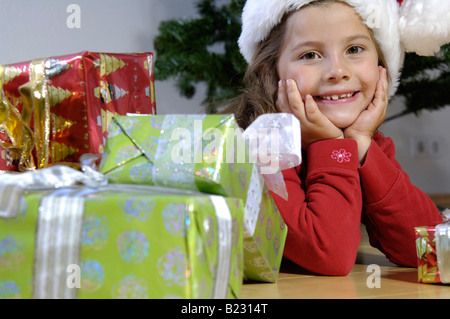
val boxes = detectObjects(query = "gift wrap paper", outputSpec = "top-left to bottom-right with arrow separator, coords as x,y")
99,114 -> 289,282
415,219 -> 450,284
0,186 -> 243,299
0,132 -> 15,171
242,185 -> 287,282
0,51 -> 156,171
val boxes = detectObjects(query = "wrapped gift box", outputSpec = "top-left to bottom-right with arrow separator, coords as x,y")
98,114 -> 249,196
0,184 -> 243,299
242,184 -> 287,282
415,210 -> 450,284
0,51 -> 156,171
98,114 -> 299,282
0,132 -> 16,171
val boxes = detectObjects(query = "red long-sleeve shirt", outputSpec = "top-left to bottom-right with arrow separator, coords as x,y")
271,132 -> 443,275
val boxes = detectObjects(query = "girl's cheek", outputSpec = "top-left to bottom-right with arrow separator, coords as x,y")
297,84 -> 310,101
294,73 -> 312,95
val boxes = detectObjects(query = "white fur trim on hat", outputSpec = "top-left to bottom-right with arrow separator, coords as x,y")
399,0 -> 450,56
239,0 -> 315,64
238,0 -> 449,98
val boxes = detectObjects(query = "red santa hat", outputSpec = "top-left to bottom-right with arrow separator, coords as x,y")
238,0 -> 450,97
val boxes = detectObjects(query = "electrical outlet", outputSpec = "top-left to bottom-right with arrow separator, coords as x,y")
428,136 -> 443,156
410,135 -> 443,158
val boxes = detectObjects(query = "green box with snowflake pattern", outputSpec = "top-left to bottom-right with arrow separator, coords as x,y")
98,114 -> 288,283
0,187 -> 243,299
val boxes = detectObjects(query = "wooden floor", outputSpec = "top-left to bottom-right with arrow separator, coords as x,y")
242,226 -> 450,299
241,195 -> 450,299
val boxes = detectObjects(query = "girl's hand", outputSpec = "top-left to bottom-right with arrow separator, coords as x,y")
344,67 -> 389,162
276,79 -> 344,149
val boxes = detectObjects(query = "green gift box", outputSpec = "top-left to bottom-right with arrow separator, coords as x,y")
98,114 -> 295,282
98,114 -> 247,196
0,185 -> 243,299
242,185 -> 287,282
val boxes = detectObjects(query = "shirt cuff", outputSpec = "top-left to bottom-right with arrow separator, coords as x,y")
307,139 -> 360,172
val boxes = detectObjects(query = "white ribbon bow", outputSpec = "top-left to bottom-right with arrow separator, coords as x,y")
243,113 -> 302,200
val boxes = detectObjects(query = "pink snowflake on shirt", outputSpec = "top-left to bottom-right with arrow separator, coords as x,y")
331,149 -> 352,163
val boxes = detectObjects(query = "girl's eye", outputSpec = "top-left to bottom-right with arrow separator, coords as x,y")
347,46 -> 363,54
300,52 -> 320,60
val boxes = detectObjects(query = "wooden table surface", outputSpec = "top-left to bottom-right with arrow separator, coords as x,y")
241,223 -> 450,299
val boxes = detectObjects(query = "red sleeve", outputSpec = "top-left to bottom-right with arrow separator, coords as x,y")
359,132 -> 443,267
271,138 -> 362,275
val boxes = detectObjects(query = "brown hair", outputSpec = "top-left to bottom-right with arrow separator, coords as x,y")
221,0 -> 388,129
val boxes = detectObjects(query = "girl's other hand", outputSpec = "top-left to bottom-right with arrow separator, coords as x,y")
276,79 -> 344,149
344,66 -> 389,162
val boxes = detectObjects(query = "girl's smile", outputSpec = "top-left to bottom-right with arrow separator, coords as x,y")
313,90 -> 359,104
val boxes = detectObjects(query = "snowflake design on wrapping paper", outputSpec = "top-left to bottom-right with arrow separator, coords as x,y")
157,247 -> 187,287
0,235 -> 25,271
150,116 -> 163,129
115,145 -> 140,165
117,231 -> 149,264
331,149 -> 352,163
111,274 -> 149,299
142,136 -> 159,158
80,260 -> 104,293
130,163 -> 154,184
0,280 -> 21,299
162,203 -> 188,237
121,198 -> 155,222
265,218 -> 273,241
81,214 -> 109,250
273,233 -> 281,256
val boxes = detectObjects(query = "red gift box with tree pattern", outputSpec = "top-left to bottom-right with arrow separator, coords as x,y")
0,51 -> 156,171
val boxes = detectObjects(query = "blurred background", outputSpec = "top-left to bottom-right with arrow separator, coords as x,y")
1,0 -> 449,195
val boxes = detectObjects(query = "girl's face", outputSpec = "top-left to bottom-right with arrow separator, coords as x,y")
277,2 -> 380,129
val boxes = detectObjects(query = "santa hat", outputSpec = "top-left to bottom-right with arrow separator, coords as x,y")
238,0 -> 450,97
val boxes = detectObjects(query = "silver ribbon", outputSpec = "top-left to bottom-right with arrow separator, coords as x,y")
210,195 -> 232,299
436,209 -> 450,283
0,155 -> 107,219
33,187 -> 97,299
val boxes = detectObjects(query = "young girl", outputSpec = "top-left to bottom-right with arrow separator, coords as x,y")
224,0 -> 448,275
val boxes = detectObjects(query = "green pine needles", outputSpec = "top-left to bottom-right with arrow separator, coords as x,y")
154,0 -> 246,114
390,45 -> 450,121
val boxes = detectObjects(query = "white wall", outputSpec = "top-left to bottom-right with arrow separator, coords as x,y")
0,0 -> 206,114
1,0 -> 449,195
381,98 -> 450,195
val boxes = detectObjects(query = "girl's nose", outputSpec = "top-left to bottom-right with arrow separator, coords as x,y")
322,56 -> 351,82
